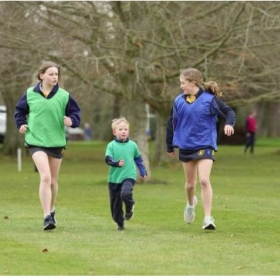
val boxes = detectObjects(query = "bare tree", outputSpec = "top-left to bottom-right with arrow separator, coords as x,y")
2,1 -> 280,162
0,2 -> 42,155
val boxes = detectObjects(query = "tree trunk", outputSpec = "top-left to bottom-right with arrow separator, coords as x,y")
120,97 -> 151,180
1,92 -> 25,156
1,64 -> 31,156
152,113 -> 169,165
257,102 -> 280,137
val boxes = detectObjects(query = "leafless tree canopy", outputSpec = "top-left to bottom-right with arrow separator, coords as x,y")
1,1 -> 280,163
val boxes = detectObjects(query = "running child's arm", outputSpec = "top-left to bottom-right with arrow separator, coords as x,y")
211,97 -> 236,126
134,156 -> 147,177
105,156 -> 122,167
65,95 -> 81,128
15,92 -> 29,129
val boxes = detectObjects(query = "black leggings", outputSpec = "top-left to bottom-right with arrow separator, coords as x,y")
244,132 -> 255,154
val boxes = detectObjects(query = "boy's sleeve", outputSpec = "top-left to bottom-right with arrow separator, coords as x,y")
134,156 -> 147,177
105,155 -> 121,167
105,142 -> 121,167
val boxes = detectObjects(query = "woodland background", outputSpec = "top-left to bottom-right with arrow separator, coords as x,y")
1,1 -> 280,178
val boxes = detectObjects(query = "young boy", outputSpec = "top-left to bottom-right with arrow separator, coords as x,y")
105,117 -> 147,231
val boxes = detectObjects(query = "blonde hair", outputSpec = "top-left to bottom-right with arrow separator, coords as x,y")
180,68 -> 222,97
111,117 -> 129,130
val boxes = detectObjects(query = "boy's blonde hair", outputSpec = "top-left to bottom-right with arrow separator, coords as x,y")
111,117 -> 129,130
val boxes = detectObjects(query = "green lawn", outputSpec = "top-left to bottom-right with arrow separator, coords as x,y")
1,139 -> 280,275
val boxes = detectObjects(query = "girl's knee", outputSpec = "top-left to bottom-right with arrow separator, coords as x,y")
51,180 -> 57,185
200,178 -> 211,188
40,173 -> 52,185
185,182 -> 196,190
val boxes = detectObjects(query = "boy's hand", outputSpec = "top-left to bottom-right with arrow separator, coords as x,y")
118,160 -> 124,167
19,124 -> 27,134
139,175 -> 147,182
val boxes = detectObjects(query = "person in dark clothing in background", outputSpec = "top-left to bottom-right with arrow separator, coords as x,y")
244,110 -> 257,154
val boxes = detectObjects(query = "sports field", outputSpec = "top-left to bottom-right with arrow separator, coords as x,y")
1,139 -> 280,276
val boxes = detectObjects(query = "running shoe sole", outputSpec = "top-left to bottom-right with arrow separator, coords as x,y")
44,223 -> 56,231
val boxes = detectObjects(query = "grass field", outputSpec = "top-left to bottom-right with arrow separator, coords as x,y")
1,139 -> 280,276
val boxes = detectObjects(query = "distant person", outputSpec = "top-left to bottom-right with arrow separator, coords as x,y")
244,110 -> 257,154
15,61 -> 81,231
84,122 -> 92,140
166,67 -> 236,230
105,117 -> 147,231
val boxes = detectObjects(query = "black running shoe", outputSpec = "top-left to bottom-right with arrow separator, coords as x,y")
50,210 -> 56,225
43,214 -> 56,231
117,223 -> 125,231
125,204 -> 135,220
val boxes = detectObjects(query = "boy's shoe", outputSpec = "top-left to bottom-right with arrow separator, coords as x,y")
202,216 -> 216,230
43,214 -> 56,231
125,204 -> 135,220
50,210 -> 56,225
184,196 -> 197,224
116,223 -> 125,231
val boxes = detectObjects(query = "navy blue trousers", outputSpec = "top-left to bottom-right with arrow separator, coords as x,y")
108,179 -> 135,227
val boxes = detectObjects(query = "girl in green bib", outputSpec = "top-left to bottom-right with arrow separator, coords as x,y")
15,61 -> 81,231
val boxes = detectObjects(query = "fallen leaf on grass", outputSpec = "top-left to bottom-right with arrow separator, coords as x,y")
42,248 -> 48,253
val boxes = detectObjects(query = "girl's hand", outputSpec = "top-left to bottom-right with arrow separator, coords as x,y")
19,124 -> 27,134
224,125 -> 234,136
64,116 -> 72,127
167,151 -> 175,157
